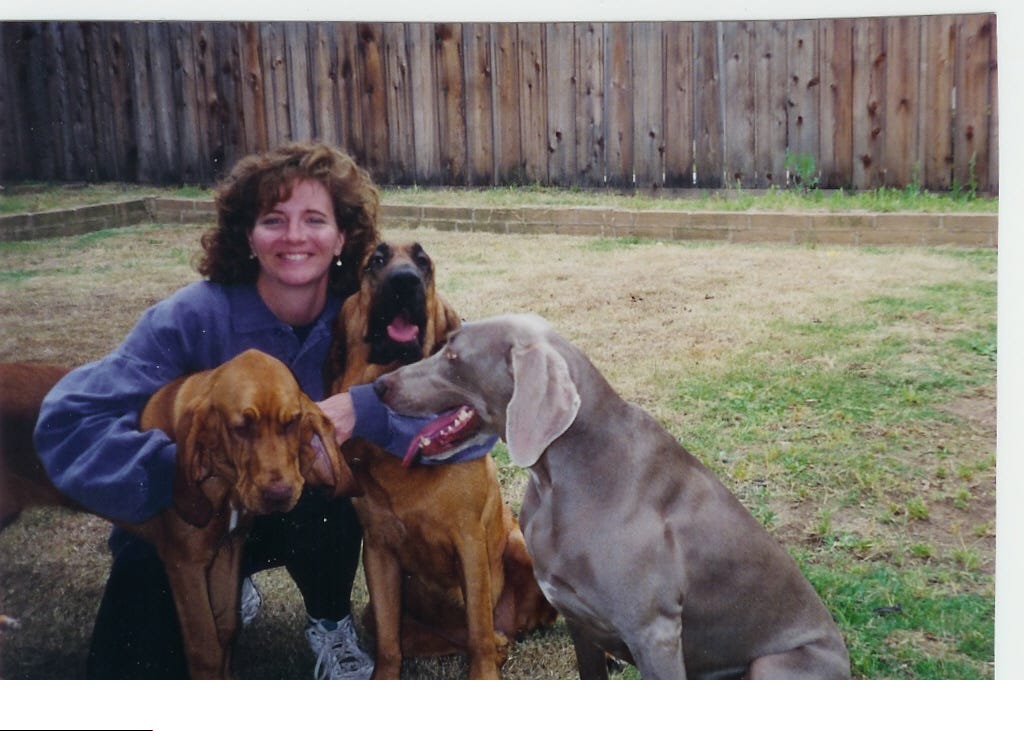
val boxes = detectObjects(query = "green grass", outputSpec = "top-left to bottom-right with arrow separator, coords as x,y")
1,180 -> 998,215
805,562 -> 994,678
656,255 -> 995,678
0,182 -> 208,214
382,182 -> 998,214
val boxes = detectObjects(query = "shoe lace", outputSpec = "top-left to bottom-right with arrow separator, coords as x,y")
311,618 -> 372,680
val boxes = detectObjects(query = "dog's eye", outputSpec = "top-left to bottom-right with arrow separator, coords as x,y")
234,420 -> 254,438
366,254 -> 386,272
445,348 -> 459,362
282,414 -> 301,434
413,250 -> 432,273
234,410 -> 258,437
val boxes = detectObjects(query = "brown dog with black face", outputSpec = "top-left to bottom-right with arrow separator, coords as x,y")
327,241 -> 556,680
0,350 -> 354,678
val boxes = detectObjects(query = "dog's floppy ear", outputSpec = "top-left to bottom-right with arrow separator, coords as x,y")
324,306 -> 350,392
171,403 -> 215,527
506,341 -> 581,467
299,394 -> 358,497
428,293 -> 462,355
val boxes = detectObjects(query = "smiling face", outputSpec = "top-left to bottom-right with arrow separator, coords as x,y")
248,179 -> 345,313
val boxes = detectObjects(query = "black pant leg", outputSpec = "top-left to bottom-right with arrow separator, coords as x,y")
243,490 -> 362,620
86,537 -> 188,679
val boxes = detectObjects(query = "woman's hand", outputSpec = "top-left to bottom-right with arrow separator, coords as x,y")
317,392 -> 356,445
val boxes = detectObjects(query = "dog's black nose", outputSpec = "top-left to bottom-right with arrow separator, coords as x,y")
386,268 -> 424,297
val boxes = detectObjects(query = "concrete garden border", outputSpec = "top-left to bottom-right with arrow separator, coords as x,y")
0,197 -> 998,248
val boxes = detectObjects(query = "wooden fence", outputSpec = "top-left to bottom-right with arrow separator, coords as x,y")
0,16 -> 998,192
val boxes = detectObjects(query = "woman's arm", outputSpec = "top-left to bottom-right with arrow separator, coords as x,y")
34,351 -> 179,523
33,285 -> 221,524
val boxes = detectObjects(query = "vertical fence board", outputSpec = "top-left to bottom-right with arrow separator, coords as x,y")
212,23 -> 243,175
633,22 -> 664,188
238,23 -> 268,154
149,24 -> 180,182
576,22 -> 605,185
545,23 -> 577,185
69,22 -> 102,179
436,23 -> 467,185
30,22 -> 61,178
381,23 -> 414,184
189,23 -> 217,181
171,22 -> 204,182
310,24 -> 338,147
852,17 -> 886,189
693,21 -> 723,187
336,24 -> 365,164
196,23 -> 225,179
721,21 -> 755,187
787,19 -> 820,164
407,24 -> 441,184
920,16 -> 955,190
954,13 -> 995,194
518,23 -> 547,184
663,21 -> 693,187
819,18 -> 853,189
882,16 -> 920,187
988,16 -> 998,194
260,23 -> 290,146
44,24 -> 73,179
0,26 -> 18,178
357,23 -> 390,177
492,23 -> 522,184
463,23 -> 495,185
126,24 -> 156,182
753,20 -> 789,188
83,24 -> 115,179
284,23 -> 312,145
604,23 -> 633,187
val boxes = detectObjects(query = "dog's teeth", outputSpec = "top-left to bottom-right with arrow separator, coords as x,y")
420,437 -> 431,447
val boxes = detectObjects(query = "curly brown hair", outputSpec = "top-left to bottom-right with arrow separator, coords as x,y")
196,142 -> 380,299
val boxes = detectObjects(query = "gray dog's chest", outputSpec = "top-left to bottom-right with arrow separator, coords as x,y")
520,477 -> 628,638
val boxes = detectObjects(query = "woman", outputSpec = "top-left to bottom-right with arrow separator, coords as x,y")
33,142 -> 493,679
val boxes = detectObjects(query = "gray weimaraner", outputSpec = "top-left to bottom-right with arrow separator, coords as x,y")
374,313 -> 851,679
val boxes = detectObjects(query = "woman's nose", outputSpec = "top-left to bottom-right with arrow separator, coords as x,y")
283,219 -> 304,242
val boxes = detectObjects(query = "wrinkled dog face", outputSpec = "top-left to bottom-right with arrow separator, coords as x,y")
208,366 -> 309,514
362,242 -> 435,365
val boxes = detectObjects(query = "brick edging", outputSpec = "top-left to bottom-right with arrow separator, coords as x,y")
0,197 -> 998,247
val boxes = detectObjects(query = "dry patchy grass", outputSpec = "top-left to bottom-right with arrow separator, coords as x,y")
0,221 -> 996,679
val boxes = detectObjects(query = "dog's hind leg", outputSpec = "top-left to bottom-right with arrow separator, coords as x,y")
746,638 -> 851,679
566,620 -> 610,679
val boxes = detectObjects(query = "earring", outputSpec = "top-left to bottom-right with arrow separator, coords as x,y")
335,256 -> 343,268
249,251 -> 257,260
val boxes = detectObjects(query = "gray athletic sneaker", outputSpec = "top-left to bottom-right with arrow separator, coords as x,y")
239,576 -> 262,627
306,615 -> 374,680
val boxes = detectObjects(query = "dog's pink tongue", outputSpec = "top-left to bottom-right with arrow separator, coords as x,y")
387,315 -> 419,343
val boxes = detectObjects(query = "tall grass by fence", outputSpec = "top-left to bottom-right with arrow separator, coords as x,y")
0,16 -> 998,192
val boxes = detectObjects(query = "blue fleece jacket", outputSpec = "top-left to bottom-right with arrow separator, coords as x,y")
33,280 -> 494,524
